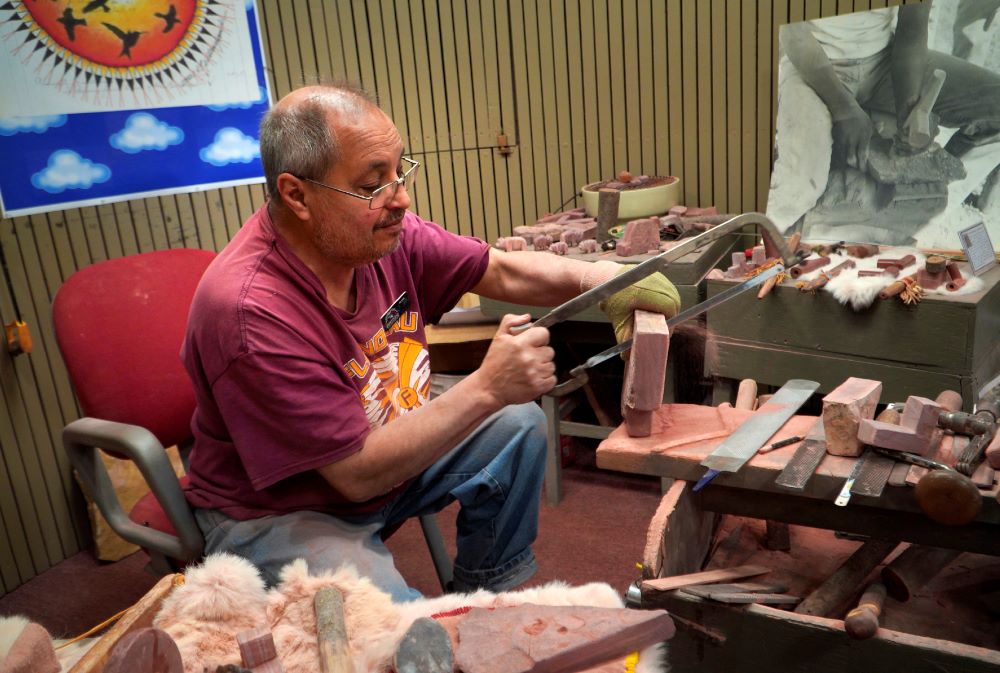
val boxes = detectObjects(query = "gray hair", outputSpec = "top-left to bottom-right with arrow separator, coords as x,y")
259,83 -> 377,202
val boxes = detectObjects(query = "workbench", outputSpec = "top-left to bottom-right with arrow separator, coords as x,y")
595,403 -> 1000,671
704,264 -> 1000,412
480,232 -> 746,504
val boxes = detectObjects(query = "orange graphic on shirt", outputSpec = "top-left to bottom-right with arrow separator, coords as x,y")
351,335 -> 431,428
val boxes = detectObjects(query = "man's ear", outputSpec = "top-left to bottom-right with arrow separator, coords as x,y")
276,173 -> 311,220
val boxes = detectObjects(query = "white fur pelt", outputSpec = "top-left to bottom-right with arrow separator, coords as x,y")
153,553 -> 666,673
795,249 -> 986,311
0,615 -> 94,672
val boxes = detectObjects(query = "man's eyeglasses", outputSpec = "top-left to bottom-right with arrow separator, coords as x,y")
298,157 -> 420,210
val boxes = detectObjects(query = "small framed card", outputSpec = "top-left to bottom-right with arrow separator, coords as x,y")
958,222 -> 997,276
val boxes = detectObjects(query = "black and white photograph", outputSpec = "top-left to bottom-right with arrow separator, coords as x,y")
768,0 -> 1000,248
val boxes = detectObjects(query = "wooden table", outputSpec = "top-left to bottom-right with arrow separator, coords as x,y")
704,264 -> 1000,412
596,403 -> 1000,555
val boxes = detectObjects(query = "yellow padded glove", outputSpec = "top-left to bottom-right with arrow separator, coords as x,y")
599,268 -> 681,343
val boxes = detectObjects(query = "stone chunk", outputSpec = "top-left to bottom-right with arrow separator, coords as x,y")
394,617 -> 453,673
237,626 -> 283,673
622,310 -> 670,437
103,628 -> 184,673
858,396 -> 942,455
578,238 -> 599,253
822,377 -> 882,457
455,603 -> 674,673
616,218 -> 660,257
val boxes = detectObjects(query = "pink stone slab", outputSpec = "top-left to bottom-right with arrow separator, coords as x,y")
623,311 -> 670,438
822,377 -> 882,457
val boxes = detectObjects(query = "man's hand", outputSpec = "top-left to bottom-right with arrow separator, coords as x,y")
832,101 -> 874,169
477,313 -> 556,405
599,269 -> 681,344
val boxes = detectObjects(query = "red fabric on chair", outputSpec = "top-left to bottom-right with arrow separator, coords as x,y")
129,476 -> 191,537
53,249 -> 215,453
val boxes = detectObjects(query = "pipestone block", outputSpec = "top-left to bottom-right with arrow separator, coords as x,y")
685,206 -> 718,217
857,396 -> 942,456
578,238 -> 599,253
900,396 -> 942,438
616,218 -> 660,256
622,310 -> 670,438
238,626 -> 280,670
562,219 -> 597,240
751,245 -> 767,267
549,241 -> 569,255
669,205 -> 688,217
822,378 -> 882,457
532,235 -> 552,251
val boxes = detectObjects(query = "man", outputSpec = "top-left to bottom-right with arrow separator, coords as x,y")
181,84 -> 679,601
768,1 -> 1000,236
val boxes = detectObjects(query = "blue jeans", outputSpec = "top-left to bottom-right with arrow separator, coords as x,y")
194,403 -> 547,602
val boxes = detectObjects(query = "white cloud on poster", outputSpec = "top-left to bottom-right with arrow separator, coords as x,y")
199,128 -> 260,166
32,150 -> 110,193
0,115 -> 67,136
205,86 -> 267,111
110,113 -> 184,153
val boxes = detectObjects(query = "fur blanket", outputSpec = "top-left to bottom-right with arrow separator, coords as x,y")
153,553 -> 666,673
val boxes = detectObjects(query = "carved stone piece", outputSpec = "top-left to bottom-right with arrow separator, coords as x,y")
822,377 -> 882,457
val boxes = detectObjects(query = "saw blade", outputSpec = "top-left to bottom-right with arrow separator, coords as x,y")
568,263 -> 785,377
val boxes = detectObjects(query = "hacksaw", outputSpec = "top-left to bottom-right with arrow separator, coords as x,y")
694,379 -> 820,491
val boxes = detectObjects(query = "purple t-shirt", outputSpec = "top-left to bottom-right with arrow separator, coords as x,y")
182,205 -> 490,519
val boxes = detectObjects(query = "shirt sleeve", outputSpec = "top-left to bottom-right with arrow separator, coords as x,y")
402,214 -> 490,324
211,351 -> 371,490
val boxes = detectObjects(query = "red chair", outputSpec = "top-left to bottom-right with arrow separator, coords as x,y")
54,249 -> 452,587
54,248 -> 214,572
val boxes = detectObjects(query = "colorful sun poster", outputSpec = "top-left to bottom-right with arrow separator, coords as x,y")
0,0 -> 270,217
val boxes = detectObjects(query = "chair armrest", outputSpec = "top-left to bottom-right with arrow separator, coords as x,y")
63,417 -> 203,562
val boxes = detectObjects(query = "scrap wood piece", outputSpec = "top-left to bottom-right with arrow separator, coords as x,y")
700,592 -> 800,605
454,604 -> 674,673
642,480 -> 716,581
102,628 -> 183,673
315,587 -> 353,673
641,564 -> 771,598
881,545 -> 963,602
794,538 -> 899,617
680,581 -> 789,599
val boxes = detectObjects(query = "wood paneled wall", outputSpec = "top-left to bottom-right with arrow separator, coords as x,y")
0,0 -> 911,595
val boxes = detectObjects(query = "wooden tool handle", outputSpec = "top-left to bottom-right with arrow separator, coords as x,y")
844,581 -> 887,640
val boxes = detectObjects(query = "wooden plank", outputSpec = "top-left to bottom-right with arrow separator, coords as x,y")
408,0 -> 446,224
666,0 -> 685,182
350,0 -> 377,92
580,0 -> 602,187
740,0 -> 757,211
711,0 -> 729,213
658,591 -> 1000,672
454,2 -> 492,242
552,0 -> 577,213
622,0 -> 642,174
695,0 -> 714,206
173,195 -> 200,249
96,204 -> 124,260
61,207 -> 93,270
680,0 -> 698,205
607,0 -> 628,175
436,0 -> 470,236
334,2 -> 362,82
704,276 -> 990,370
756,0 -> 773,211
217,189 -> 241,248
188,192 -> 214,252
636,1 -> 655,175
508,0 -> 539,225
126,199 -> 155,253
256,1 -> 289,97
651,1 -> 670,180
493,0 -> 522,231
111,201 -> 139,256
642,564 -> 771,595
292,0 -> 319,84
68,574 -> 179,673
643,480 -> 717,580
0,381 -> 35,589
725,0 -> 742,210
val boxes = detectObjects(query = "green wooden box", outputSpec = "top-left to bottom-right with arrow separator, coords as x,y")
703,265 -> 1000,411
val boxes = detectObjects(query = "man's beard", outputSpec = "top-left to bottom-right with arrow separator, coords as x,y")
315,208 -> 405,265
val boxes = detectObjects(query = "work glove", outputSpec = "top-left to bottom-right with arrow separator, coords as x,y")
585,262 -> 681,344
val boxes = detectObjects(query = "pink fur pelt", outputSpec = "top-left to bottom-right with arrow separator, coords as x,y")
153,554 -> 269,671
154,553 -> 666,673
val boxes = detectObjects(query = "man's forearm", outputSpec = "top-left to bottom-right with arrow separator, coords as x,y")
891,3 -> 931,123
317,369 -> 502,501
473,248 -> 595,307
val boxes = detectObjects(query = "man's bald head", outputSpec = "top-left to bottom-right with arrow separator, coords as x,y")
260,84 -> 381,202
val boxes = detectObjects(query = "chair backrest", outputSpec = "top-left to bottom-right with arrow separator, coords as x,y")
53,249 -> 216,449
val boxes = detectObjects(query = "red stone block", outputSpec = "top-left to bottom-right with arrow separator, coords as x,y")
623,311 -> 670,438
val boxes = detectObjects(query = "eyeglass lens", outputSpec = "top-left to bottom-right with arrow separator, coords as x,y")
370,161 -> 419,210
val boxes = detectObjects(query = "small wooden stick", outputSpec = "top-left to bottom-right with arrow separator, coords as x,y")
795,539 -> 898,617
